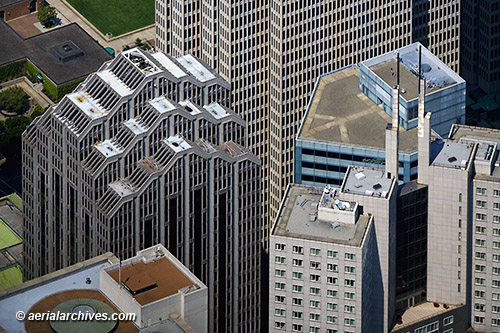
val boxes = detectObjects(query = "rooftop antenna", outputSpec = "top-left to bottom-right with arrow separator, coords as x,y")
418,44 -> 422,94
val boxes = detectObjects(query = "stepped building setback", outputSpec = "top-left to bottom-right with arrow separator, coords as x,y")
22,48 -> 261,332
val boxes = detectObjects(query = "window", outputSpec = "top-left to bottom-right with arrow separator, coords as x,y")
309,327 -> 320,333
275,243 -> 286,251
344,305 -> 355,313
476,213 -> 487,221
292,324 -> 303,332
493,318 -> 500,326
309,300 -> 320,308
476,239 -> 486,247
493,305 -> 500,313
327,276 -> 338,285
293,272 -> 303,280
415,321 -> 439,333
495,202 -> 500,210
494,189 -> 500,197
475,278 -> 486,285
293,259 -> 303,266
292,285 -> 303,293
275,269 -> 286,277
310,287 -> 321,295
310,274 -> 321,282
476,200 -> 487,208
493,293 -> 500,300
292,297 -> 303,305
495,215 -> 500,223
474,316 -> 485,324
293,246 -> 304,254
493,280 -> 500,288
275,256 -> 286,264
310,248 -> 320,255
327,250 -> 338,258
476,226 -> 487,234
274,321 -> 285,329
475,303 -> 485,312
327,289 -> 338,297
344,318 -> 355,326
344,279 -> 356,287
494,254 -> 500,262
344,292 -> 355,300
345,266 -> 356,274
477,187 -> 487,195
345,253 -> 356,260
476,264 -> 486,272
327,263 -> 338,272
476,252 -> 486,260
327,302 -> 337,310
275,282 -> 286,290
475,290 -> 486,298
443,329 -> 453,333
443,315 -> 453,326
494,241 -> 500,249
292,311 -> 303,319
494,228 -> 500,236
310,261 -> 321,270
309,313 -> 320,321
275,295 -> 285,303
275,308 -> 286,316
494,267 -> 500,275
327,315 -> 337,323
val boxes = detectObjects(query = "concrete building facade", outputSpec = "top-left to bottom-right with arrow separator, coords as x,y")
22,48 -> 261,332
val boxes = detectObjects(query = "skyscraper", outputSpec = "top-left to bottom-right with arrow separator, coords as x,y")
461,0 -> 500,97
155,0 -> 462,239
22,48 -> 261,332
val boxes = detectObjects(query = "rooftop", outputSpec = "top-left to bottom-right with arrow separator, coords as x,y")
176,55 -> 216,82
122,49 -> 161,76
151,52 -> 187,79
178,100 -> 202,115
342,166 -> 394,198
96,70 -> 132,97
149,97 -> 176,114
273,184 -> 371,246
0,21 -> 112,85
165,135 -> 191,153
204,103 -> 229,119
0,198 -> 23,274
391,302 -> 461,332
94,140 -> 122,158
430,140 -> 473,169
361,42 -> 464,101
66,92 -> 106,120
107,257 -> 194,306
297,66 -> 417,152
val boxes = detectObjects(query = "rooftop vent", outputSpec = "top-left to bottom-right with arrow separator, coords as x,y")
373,183 -> 382,190
448,156 -> 457,163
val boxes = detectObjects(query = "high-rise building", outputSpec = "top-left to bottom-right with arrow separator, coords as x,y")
156,0 -> 462,240
295,43 -> 465,187
22,48 -> 261,332
461,0 -> 500,98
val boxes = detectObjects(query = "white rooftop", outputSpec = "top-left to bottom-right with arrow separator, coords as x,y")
67,92 -> 106,120
177,55 -> 216,82
204,103 -> 229,120
124,119 -> 148,135
151,52 -> 187,78
109,180 -> 136,197
179,100 -> 202,115
95,140 -> 122,158
0,261 -> 109,333
430,140 -> 473,169
342,167 -> 394,197
164,135 -> 191,153
148,97 -> 176,114
123,49 -> 161,76
96,70 -> 132,97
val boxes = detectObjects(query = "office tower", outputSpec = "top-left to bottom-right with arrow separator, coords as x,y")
0,245 -> 208,332
461,0 -> 500,97
156,0 -> 462,239
295,43 -> 465,187
22,48 -> 261,332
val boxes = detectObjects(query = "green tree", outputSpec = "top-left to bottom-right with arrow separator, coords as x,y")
37,5 -> 57,28
30,104 -> 45,121
0,87 -> 30,115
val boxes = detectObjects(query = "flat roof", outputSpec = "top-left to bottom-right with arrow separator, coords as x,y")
164,135 -> 191,153
297,66 -> 418,152
95,140 -> 121,158
0,265 -> 22,291
179,100 -> 202,115
109,180 -> 135,197
0,21 -> 112,85
273,185 -> 370,246
449,125 -> 500,181
124,118 -> 148,135
107,257 -> 194,306
342,166 -> 394,198
176,55 -> 216,82
430,140 -> 473,169
0,219 -> 21,250
151,52 -> 187,79
204,103 -> 229,119
96,70 -> 132,97
148,97 -> 176,114
362,42 -> 463,101
391,302 -> 461,332
66,92 -> 106,120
